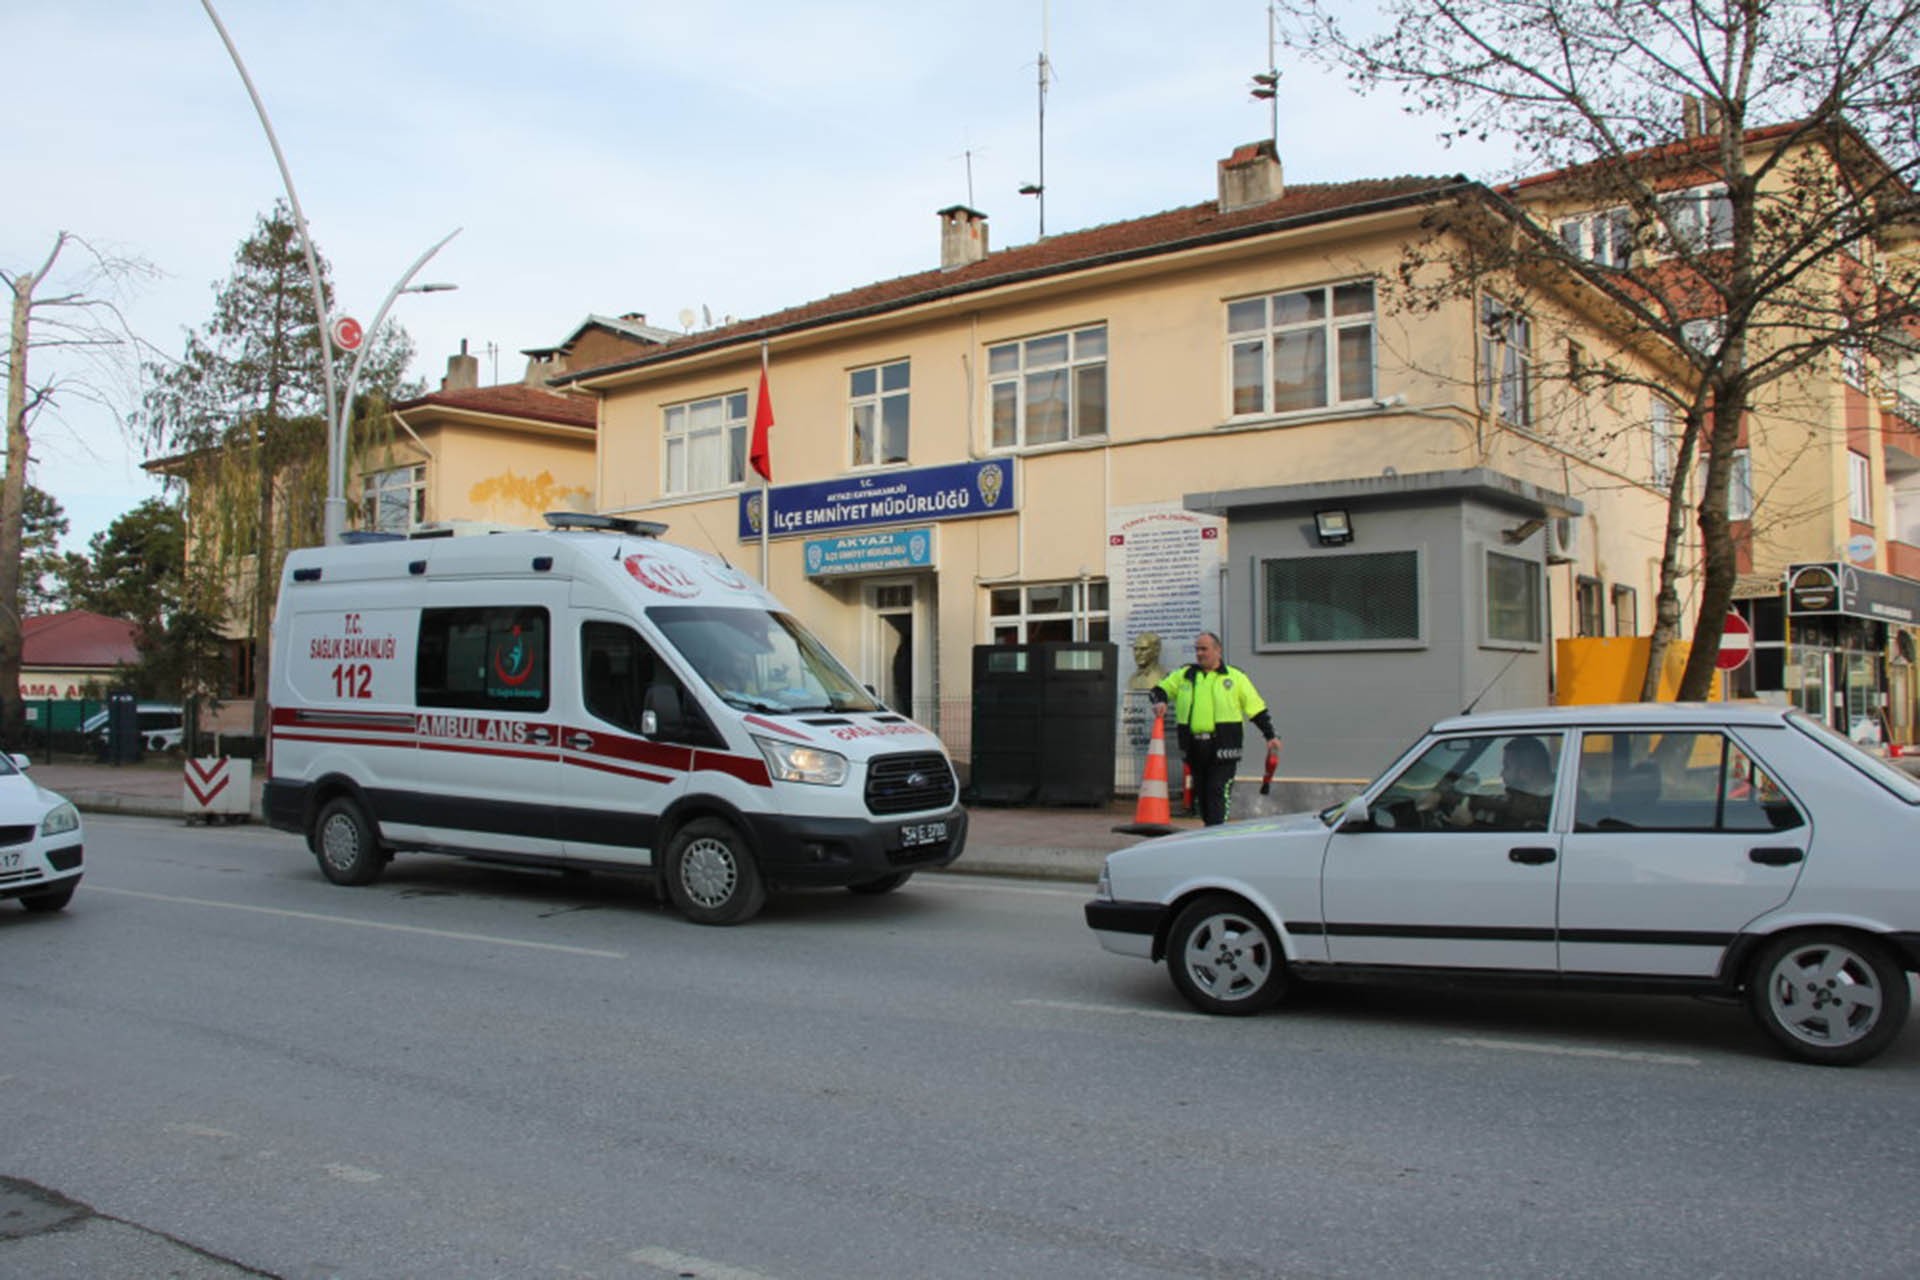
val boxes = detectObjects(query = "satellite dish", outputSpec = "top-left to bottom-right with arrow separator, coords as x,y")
677,307 -> 696,331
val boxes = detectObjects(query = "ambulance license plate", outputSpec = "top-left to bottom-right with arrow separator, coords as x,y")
898,821 -> 948,849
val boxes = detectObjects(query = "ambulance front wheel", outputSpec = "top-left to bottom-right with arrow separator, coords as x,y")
313,797 -> 384,887
662,817 -> 766,925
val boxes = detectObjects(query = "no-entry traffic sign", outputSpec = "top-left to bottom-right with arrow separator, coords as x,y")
1716,610 -> 1752,671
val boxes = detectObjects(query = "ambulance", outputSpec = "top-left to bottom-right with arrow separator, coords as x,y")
264,513 -> 967,924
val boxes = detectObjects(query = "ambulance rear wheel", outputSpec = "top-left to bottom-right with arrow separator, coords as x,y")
314,797 -> 383,887
663,818 -> 766,925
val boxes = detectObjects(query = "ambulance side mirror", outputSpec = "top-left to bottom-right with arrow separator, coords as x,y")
642,683 -> 684,739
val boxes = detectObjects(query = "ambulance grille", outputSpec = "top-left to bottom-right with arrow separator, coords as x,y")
865,752 -> 955,815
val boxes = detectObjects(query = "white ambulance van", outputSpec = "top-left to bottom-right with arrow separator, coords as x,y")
265,513 -> 967,924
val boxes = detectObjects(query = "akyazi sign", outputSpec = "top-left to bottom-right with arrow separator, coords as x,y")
739,460 -> 1015,541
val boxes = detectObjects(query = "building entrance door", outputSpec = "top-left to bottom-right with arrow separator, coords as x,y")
867,580 -> 923,723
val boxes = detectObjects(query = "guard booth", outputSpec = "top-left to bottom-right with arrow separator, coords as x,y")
969,641 -> 1117,806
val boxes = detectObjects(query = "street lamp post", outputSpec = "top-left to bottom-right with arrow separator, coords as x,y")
200,0 -> 459,545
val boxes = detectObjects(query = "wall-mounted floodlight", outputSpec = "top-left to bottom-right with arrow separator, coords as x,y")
1314,509 -> 1354,546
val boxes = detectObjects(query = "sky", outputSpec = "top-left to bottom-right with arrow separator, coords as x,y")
3,0 -> 1509,557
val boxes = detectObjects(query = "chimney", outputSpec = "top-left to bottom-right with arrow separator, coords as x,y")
443,339 -> 480,391
938,205 -> 990,270
1217,139 -> 1285,213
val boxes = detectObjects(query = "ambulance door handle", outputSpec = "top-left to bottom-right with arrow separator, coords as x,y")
566,732 -> 594,751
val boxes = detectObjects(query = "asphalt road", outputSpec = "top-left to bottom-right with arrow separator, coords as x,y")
7,816 -> 1920,1279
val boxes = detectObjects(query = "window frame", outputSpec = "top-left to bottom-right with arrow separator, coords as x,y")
1657,183 -> 1735,254
849,358 -> 911,468
1225,279 -> 1378,419
1254,547 -> 1426,652
1484,548 -> 1543,648
1729,448 -> 1753,521
362,463 -> 426,534
1848,451 -> 1872,524
1612,584 -> 1639,637
986,579 -> 1110,644
1557,207 -> 1634,269
986,325 -> 1108,450
663,390 -> 750,496
1650,396 -> 1676,489
1576,576 -> 1605,638
1479,294 -> 1534,429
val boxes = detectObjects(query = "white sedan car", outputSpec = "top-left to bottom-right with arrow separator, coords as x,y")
1087,704 -> 1920,1066
0,753 -> 84,913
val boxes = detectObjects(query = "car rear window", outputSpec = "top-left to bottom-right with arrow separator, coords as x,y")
1788,712 -> 1920,805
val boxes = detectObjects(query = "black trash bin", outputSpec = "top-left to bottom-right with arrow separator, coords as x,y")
970,642 -> 1117,807
105,691 -> 142,764
969,645 -> 1043,803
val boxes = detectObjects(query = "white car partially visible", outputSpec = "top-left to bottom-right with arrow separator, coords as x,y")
0,753 -> 84,913
1087,703 -> 1920,1066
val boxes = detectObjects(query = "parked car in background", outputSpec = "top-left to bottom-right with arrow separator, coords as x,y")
81,702 -> 185,754
0,753 -> 84,912
1087,703 -> 1920,1066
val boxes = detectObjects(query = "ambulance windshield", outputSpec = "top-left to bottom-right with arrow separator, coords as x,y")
650,606 -> 881,715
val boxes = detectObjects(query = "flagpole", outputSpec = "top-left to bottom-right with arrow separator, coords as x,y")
758,340 -> 771,586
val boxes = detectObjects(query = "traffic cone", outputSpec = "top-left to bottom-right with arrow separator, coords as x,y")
1114,711 -> 1178,836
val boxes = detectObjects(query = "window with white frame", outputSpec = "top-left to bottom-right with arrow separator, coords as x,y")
1612,584 -> 1639,636
1576,577 -> 1605,638
1682,316 -> 1726,358
1650,396 -> 1676,488
988,580 -> 1109,644
1729,448 -> 1753,521
1659,184 -> 1734,253
849,360 -> 910,467
1849,451 -> 1873,524
1480,295 -> 1533,428
1260,551 -> 1421,646
1227,280 -> 1376,416
988,326 -> 1107,448
363,464 -> 426,533
664,391 -> 749,494
1558,207 -> 1634,268
1486,550 -> 1543,646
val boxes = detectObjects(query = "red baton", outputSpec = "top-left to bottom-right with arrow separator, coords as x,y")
1260,741 -> 1279,795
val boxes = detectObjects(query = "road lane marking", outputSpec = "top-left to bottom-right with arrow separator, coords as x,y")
324,1164 -> 383,1184
1444,1036 -> 1700,1066
88,887 -> 626,959
164,1123 -> 239,1140
1015,997 -> 1211,1022
919,876 -> 1088,899
629,1247 -> 778,1279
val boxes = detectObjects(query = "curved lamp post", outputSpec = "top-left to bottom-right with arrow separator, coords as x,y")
199,0 -> 459,545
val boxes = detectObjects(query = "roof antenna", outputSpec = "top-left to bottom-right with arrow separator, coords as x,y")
1462,647 -> 1526,716
1018,0 -> 1051,237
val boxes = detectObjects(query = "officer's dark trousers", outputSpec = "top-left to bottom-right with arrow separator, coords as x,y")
1190,745 -> 1238,826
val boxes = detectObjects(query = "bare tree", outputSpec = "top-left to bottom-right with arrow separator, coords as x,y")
1279,0 -> 1920,698
2,232 -> 156,743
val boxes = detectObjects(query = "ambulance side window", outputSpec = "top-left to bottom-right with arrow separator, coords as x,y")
582,622 -> 666,733
418,606 -> 550,712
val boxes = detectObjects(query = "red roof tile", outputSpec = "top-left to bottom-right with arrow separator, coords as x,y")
22,611 -> 139,668
559,176 -> 1467,383
393,383 -> 596,428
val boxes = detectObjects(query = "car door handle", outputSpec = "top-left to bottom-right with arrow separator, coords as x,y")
1749,846 -> 1804,866
1508,846 -> 1557,865
566,732 -> 595,751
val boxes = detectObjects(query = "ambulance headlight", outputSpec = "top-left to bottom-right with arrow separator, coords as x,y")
753,735 -> 849,787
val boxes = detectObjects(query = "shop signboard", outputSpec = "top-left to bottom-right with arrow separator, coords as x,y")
1787,562 -> 1920,625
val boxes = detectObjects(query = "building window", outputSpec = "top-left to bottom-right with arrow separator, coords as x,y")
1682,316 -> 1726,358
1849,451 -> 1872,524
988,326 -> 1107,448
1576,577 -> 1605,638
850,360 -> 910,467
1259,551 -> 1421,646
664,391 -> 749,494
1486,550 -> 1542,646
362,464 -> 425,533
1659,184 -> 1734,253
1612,585 -> 1638,636
988,580 -> 1109,643
1480,295 -> 1533,428
1650,396 -> 1676,488
1558,207 -> 1634,268
1227,280 -> 1376,416
1729,448 -> 1753,521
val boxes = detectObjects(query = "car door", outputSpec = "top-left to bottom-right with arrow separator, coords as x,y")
1322,731 -> 1565,971
1558,728 -> 1808,978
558,617 -> 692,867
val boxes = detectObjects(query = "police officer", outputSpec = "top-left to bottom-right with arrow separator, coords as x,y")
1149,631 -> 1280,826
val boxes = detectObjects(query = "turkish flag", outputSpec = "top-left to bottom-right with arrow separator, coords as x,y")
749,365 -> 774,483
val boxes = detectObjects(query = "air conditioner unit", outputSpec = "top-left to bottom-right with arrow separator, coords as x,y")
1545,515 -> 1579,565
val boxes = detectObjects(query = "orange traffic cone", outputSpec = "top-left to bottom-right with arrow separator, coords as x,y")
1114,711 -> 1178,836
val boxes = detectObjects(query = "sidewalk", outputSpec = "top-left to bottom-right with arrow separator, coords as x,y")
25,758 -> 1208,883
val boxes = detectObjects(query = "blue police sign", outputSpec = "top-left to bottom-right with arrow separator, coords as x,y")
803,528 -> 937,577
739,459 -> 1014,541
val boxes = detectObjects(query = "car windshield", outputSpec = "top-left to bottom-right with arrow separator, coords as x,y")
649,605 -> 881,714
1788,710 -> 1920,805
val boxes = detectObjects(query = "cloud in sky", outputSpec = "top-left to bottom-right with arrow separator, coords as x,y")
3,0 -> 1504,552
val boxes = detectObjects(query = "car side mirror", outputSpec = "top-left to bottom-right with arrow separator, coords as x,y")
642,683 -> 684,739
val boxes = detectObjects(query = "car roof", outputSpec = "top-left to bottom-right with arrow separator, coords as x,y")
1430,702 -> 1796,735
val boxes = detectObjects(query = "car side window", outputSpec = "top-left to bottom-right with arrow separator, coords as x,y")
1366,732 -> 1562,833
1574,731 -> 1803,832
582,621 -> 664,733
